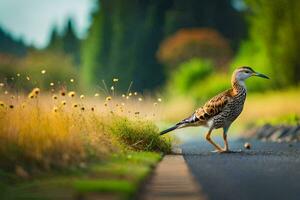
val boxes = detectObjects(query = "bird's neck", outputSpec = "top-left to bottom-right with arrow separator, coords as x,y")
231,76 -> 246,95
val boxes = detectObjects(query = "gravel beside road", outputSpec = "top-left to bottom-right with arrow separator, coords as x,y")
182,140 -> 300,200
244,124 -> 300,142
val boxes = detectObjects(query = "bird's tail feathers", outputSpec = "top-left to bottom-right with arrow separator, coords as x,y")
160,125 -> 179,136
160,113 -> 199,136
159,121 -> 188,136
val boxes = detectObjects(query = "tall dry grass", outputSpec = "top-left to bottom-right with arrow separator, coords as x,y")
0,86 -> 171,174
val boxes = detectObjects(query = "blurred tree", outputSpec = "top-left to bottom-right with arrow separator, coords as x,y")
62,19 -> 81,66
244,0 -> 300,87
47,18 -> 81,67
157,28 -> 232,69
82,0 -> 172,91
81,0 -> 111,87
0,27 -> 27,57
164,0 -> 247,50
82,0 -> 246,91
48,26 -> 63,51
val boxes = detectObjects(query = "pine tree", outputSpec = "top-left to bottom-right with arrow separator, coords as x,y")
47,25 -> 63,51
0,27 -> 27,57
47,19 -> 81,67
62,19 -> 81,66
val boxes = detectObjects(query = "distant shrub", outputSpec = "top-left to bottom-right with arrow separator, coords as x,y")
21,51 -> 78,90
0,54 -> 22,83
0,51 -> 78,92
190,73 -> 231,102
157,28 -> 232,69
167,58 -> 214,94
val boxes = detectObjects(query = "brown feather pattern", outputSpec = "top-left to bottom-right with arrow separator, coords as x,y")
189,77 -> 247,129
195,90 -> 231,122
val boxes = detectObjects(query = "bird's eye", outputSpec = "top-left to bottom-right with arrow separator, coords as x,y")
245,71 -> 250,74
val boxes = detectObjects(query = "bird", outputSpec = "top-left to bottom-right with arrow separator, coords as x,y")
160,66 -> 269,153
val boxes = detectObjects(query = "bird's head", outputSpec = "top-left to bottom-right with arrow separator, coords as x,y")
233,66 -> 269,81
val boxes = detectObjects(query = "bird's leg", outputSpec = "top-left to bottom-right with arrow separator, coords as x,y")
222,130 -> 229,152
219,127 -> 235,153
205,129 -> 222,152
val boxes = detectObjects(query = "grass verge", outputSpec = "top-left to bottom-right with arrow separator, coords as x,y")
0,88 -> 171,200
0,152 -> 161,200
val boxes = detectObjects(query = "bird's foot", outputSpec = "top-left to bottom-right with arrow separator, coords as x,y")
211,149 -> 233,153
219,149 -> 233,153
211,149 -> 223,153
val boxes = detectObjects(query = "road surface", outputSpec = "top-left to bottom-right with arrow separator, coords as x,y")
181,139 -> 300,200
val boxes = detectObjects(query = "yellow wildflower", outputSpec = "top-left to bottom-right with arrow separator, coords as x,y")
28,92 -> 35,99
32,88 -> 40,95
53,106 -> 58,113
72,103 -> 78,108
0,101 -> 5,107
68,91 -> 76,98
60,90 -> 66,96
52,95 -> 58,100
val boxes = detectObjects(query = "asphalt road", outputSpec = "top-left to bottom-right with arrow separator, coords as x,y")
181,139 -> 300,200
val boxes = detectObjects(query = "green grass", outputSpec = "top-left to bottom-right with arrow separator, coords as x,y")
73,179 -> 135,194
0,151 -> 161,200
111,117 -> 172,153
252,113 -> 300,127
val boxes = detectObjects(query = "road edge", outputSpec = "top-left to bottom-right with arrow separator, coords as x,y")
138,154 -> 207,200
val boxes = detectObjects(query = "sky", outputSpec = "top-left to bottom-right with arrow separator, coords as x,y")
0,0 -> 97,48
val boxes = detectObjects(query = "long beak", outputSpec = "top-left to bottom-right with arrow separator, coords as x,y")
253,72 -> 270,79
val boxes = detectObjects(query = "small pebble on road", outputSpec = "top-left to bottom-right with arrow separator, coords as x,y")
244,142 -> 251,149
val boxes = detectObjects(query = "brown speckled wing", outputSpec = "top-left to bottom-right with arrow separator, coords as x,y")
195,89 -> 232,121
